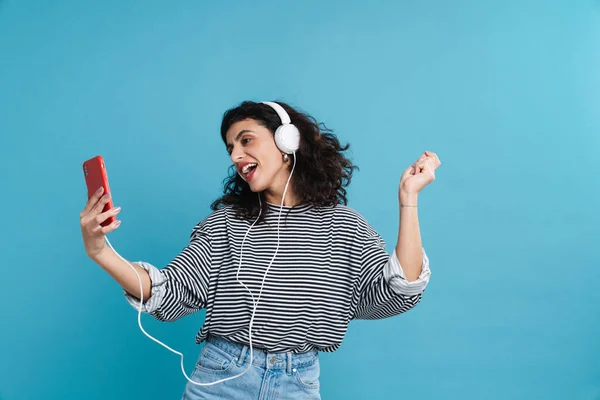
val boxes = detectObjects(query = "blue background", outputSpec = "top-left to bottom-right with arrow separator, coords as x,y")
1,1 -> 599,399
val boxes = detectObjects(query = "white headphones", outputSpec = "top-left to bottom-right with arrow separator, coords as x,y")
261,101 -> 300,154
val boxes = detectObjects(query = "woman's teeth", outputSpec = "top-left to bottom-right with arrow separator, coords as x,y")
242,163 -> 257,174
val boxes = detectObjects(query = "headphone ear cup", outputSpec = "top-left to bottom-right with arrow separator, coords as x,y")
275,124 -> 300,154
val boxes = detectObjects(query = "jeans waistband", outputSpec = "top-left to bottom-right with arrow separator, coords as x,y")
206,334 -> 318,373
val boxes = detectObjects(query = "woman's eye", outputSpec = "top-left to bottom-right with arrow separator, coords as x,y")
242,138 -> 251,145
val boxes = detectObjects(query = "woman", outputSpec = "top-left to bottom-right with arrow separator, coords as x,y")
80,100 -> 441,399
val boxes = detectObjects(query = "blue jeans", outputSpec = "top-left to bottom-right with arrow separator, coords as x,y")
182,334 -> 321,400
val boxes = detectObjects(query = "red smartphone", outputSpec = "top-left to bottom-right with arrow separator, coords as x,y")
83,155 -> 115,227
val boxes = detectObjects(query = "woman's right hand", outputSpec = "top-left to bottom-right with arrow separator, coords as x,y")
80,187 -> 122,260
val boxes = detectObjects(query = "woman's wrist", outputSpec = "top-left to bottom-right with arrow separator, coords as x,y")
399,191 -> 419,207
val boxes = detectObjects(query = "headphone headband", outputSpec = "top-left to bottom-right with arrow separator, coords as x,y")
261,101 -> 291,125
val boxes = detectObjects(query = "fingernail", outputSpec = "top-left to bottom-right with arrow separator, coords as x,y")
115,220 -> 121,226
115,207 -> 121,212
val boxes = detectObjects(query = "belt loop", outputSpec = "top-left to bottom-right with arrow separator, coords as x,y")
237,345 -> 248,367
286,352 -> 292,375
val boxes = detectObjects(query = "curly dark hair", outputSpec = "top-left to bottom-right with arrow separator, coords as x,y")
210,100 -> 358,223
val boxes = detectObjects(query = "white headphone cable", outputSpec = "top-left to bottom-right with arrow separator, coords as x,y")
103,151 -> 297,386
236,151 -> 297,377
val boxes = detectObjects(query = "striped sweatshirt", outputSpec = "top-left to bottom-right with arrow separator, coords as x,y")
125,202 -> 431,353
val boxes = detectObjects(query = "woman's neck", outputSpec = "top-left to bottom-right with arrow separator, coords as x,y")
264,190 -> 301,207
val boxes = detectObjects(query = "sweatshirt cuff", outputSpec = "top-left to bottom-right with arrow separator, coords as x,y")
383,247 -> 431,296
123,261 -> 167,313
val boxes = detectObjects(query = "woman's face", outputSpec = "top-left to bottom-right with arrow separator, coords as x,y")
225,118 -> 290,194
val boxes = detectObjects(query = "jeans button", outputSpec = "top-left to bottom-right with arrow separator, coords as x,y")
270,356 -> 277,364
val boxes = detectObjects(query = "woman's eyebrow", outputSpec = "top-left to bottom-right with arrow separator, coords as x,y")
226,129 -> 255,147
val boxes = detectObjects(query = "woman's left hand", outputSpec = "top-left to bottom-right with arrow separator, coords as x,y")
399,151 -> 441,196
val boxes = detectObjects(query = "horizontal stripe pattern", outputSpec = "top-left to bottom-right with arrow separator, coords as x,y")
126,203 -> 430,353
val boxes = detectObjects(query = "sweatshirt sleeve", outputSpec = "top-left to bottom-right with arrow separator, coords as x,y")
124,221 -> 213,322
351,221 -> 431,320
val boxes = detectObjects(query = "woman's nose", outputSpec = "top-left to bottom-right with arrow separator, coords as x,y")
230,146 -> 243,163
